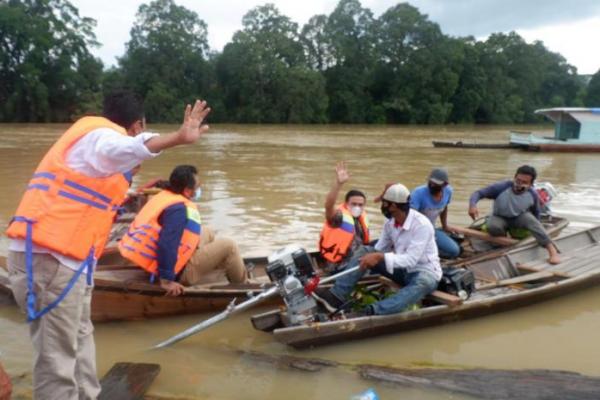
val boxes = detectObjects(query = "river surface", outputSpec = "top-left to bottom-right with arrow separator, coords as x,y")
1,123 -> 600,399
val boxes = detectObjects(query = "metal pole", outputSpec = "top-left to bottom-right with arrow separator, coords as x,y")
153,265 -> 360,349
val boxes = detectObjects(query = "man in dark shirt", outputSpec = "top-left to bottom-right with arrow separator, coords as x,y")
468,165 -> 560,264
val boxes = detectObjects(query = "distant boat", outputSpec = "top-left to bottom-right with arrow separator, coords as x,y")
432,140 -> 516,149
510,108 -> 600,152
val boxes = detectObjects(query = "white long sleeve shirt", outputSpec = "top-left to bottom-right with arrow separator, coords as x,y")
374,210 -> 442,280
9,128 -> 161,271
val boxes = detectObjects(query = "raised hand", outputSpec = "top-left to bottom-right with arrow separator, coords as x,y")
177,100 -> 211,145
335,161 -> 350,185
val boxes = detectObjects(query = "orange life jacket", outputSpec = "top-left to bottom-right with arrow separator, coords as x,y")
319,203 -> 370,264
118,190 -> 201,276
6,116 -> 131,260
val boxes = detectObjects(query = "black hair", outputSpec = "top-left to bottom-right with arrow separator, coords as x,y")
515,165 -> 537,183
345,189 -> 366,202
102,89 -> 145,129
168,165 -> 198,194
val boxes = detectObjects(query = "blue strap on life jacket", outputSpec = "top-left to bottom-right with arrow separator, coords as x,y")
14,216 -> 95,322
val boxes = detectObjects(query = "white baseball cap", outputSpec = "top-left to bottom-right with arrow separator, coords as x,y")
374,183 -> 410,203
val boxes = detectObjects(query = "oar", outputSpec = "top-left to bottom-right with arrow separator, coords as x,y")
153,265 -> 361,349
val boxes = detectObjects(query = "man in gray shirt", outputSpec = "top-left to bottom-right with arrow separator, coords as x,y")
469,165 -> 560,264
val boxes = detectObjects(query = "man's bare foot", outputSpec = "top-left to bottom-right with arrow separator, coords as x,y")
546,243 -> 561,265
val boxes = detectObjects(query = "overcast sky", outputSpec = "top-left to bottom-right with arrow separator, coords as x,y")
71,0 -> 600,74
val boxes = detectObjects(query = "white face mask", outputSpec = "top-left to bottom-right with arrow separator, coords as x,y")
350,205 -> 363,218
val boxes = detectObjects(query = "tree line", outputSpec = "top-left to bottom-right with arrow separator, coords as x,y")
1,0 -> 599,124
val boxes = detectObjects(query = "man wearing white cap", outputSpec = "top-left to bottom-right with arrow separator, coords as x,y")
312,183 -> 442,315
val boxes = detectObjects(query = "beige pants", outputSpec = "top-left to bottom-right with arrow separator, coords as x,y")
8,251 -> 100,400
179,226 -> 247,285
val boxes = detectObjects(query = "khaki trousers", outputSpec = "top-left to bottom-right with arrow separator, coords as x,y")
179,226 -> 247,285
7,251 -> 100,400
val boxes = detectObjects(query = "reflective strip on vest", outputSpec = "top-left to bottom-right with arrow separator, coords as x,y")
118,191 -> 201,276
26,172 -> 116,211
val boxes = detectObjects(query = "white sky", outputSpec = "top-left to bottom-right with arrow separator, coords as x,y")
71,0 -> 600,75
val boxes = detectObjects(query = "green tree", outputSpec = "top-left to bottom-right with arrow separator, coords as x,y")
319,0 -> 376,122
216,4 -> 328,123
371,3 -> 461,123
585,69 -> 600,106
119,0 -> 209,122
0,0 -> 103,121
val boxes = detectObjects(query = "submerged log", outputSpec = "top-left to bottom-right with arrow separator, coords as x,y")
99,362 -> 160,400
236,350 -> 338,372
359,365 -> 600,400
232,350 -> 600,399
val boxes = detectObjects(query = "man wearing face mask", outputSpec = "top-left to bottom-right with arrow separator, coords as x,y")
313,183 -> 441,316
410,168 -> 460,259
119,165 -> 248,296
319,162 -> 370,272
6,90 -> 211,399
468,165 -> 560,264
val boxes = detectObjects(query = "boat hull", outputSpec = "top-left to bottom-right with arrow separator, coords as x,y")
254,226 -> 600,348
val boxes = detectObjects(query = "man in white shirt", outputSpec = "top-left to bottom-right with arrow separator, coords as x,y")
7,90 -> 211,400
313,183 -> 442,316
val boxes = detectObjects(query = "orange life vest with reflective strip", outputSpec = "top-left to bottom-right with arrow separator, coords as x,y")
319,203 -> 370,264
6,116 -> 131,260
118,190 -> 201,276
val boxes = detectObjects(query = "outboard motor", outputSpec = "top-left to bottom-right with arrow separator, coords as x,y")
266,245 -> 321,326
534,182 -> 558,216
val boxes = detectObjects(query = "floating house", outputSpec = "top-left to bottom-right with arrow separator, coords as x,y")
510,108 -> 600,152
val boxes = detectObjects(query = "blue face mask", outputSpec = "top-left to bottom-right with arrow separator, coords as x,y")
193,187 -> 202,201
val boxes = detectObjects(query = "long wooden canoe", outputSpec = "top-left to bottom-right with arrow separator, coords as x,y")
0,216 -> 568,322
251,226 -> 600,348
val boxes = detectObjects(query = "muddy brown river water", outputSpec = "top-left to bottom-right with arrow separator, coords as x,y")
1,123 -> 599,399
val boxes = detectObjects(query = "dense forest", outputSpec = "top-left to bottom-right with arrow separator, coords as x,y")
1,0 -> 599,124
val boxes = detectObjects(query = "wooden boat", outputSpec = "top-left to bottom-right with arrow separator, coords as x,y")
0,214 -> 568,322
510,108 -> 600,152
0,251 -> 279,322
432,140 -> 516,149
251,226 -> 600,349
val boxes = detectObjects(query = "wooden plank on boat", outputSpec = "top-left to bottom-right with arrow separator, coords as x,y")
428,290 -> 462,306
447,225 -> 517,247
476,271 -> 559,290
516,263 -> 571,278
378,277 -> 462,306
98,362 -> 160,400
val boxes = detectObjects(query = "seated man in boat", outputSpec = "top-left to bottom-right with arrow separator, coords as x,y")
319,161 -> 370,272
119,165 -> 248,296
468,165 -> 561,264
313,183 -> 442,316
410,168 -> 461,259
